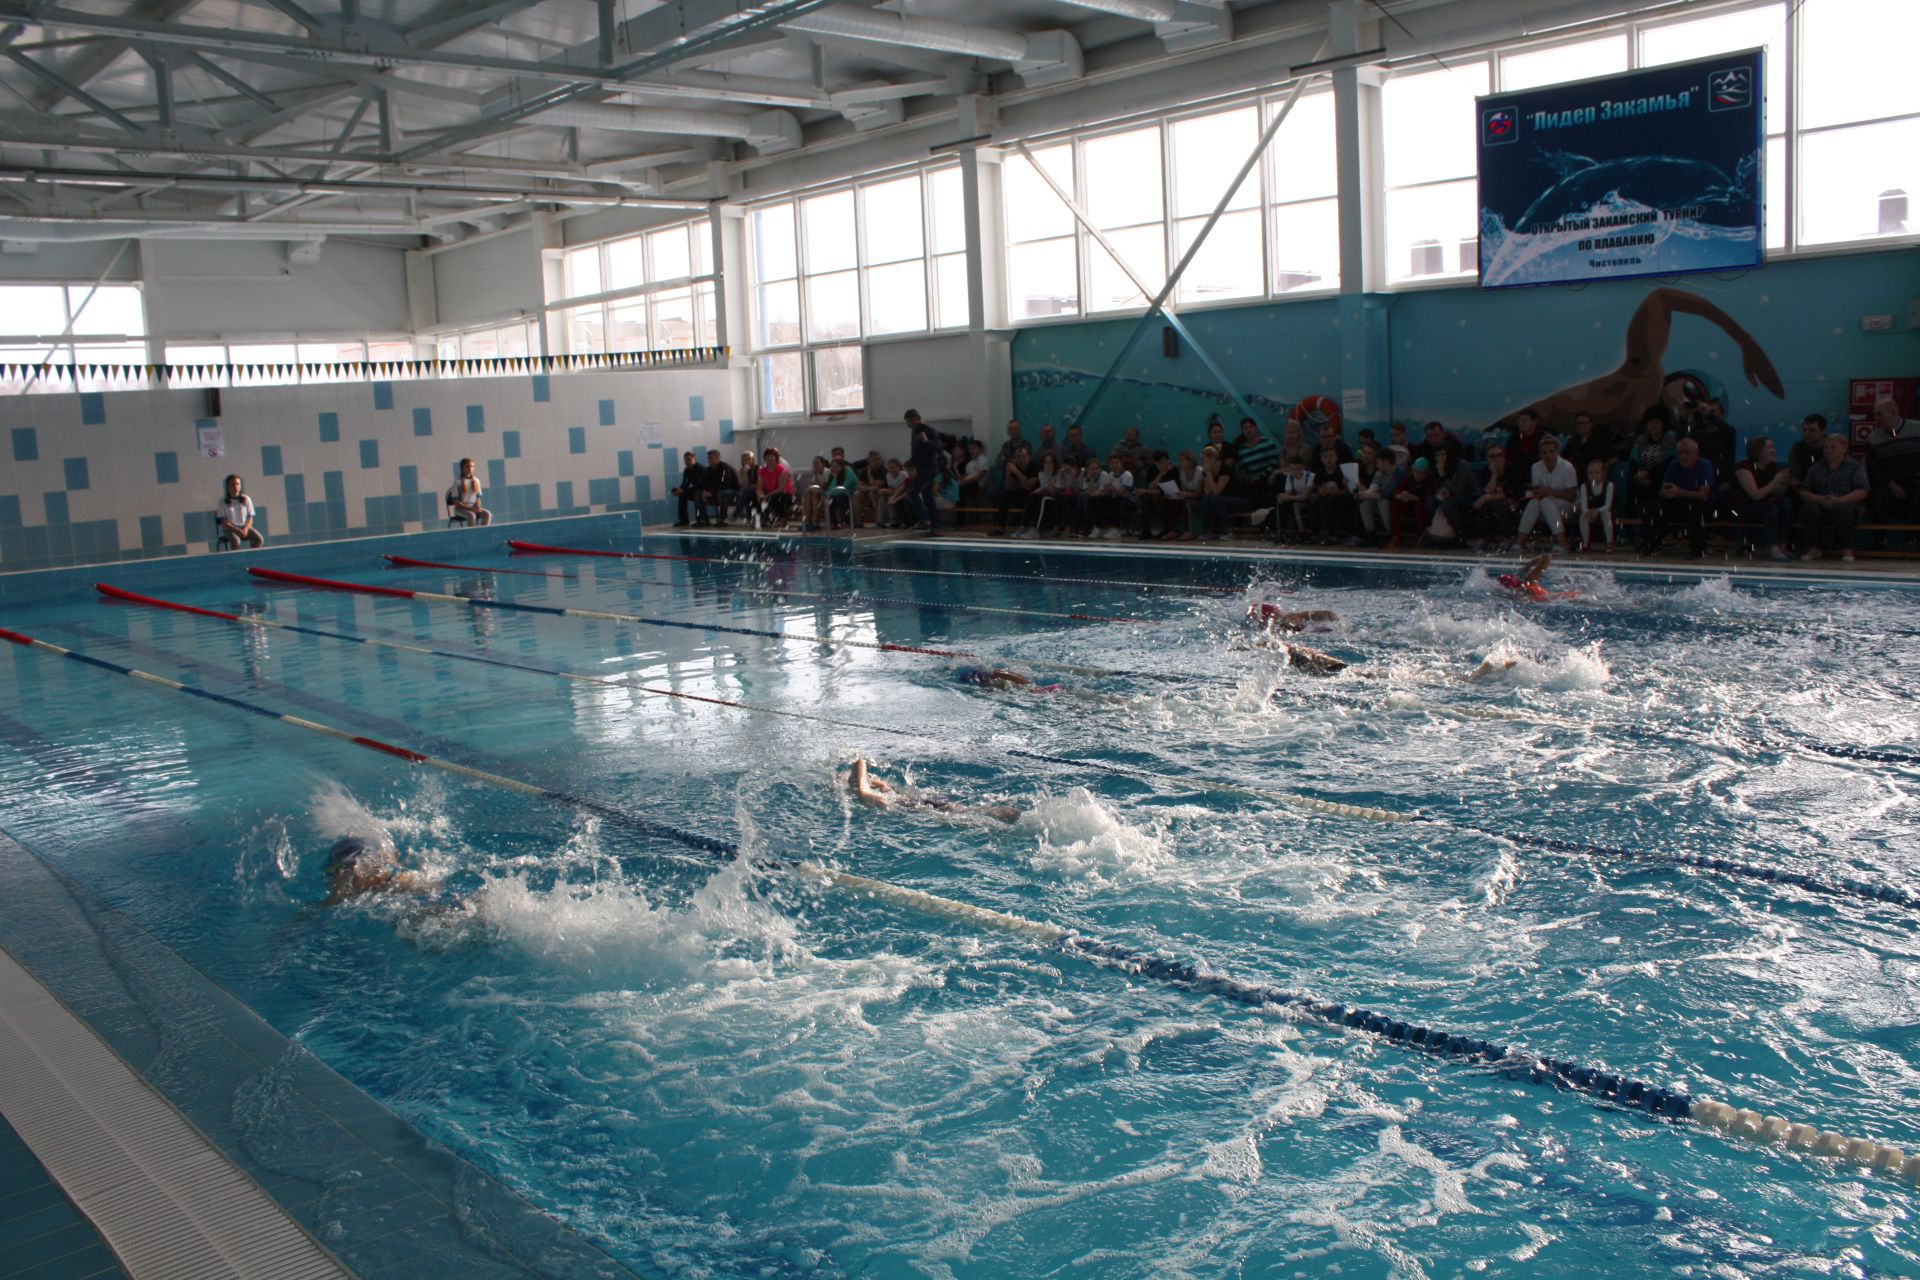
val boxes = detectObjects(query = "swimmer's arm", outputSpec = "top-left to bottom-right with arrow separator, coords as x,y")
848,759 -> 893,809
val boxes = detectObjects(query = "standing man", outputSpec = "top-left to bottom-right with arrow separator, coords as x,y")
906,408 -> 941,537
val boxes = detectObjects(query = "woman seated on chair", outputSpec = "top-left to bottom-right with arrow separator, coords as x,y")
216,474 -> 265,549
448,457 -> 490,526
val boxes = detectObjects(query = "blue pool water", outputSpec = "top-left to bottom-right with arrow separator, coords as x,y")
2,527 -> 1919,1278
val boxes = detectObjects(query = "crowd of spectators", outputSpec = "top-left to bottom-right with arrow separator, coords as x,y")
648,395 -> 1918,564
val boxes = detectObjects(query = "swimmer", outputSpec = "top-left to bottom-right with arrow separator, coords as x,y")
1464,656 -> 1523,681
952,665 -> 1064,693
1282,643 -> 1348,675
1246,603 -> 1340,633
1495,553 -> 1576,602
846,758 -> 1022,824
322,834 -> 435,904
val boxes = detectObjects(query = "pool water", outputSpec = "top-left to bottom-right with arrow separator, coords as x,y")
3,531 -> 1919,1279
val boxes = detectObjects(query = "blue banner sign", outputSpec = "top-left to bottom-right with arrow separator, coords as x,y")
1477,50 -> 1765,289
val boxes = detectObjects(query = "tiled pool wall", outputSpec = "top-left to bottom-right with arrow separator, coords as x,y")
0,368 -> 738,573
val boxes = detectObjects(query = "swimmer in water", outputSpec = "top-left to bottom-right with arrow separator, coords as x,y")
1495,552 -> 1576,601
322,834 -> 435,904
952,665 -> 1064,693
847,758 -> 1022,824
1245,603 -> 1340,633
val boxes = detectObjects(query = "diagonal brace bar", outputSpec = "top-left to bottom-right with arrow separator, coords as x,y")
1071,39 -> 1329,433
1012,139 -> 1259,430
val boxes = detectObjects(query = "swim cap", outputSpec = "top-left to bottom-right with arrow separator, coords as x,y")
1497,574 -> 1521,590
1412,457 -> 1430,471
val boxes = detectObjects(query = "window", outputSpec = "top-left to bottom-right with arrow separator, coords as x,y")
1382,60 -> 1490,282
1640,5 -> 1786,250
1266,91 -> 1339,293
1791,0 -> 1919,244
551,218 -> 719,353
1003,143 -> 1079,319
1082,127 -> 1165,312
928,166 -> 969,329
1171,107 -> 1263,304
0,284 -> 147,391
1498,35 -> 1627,93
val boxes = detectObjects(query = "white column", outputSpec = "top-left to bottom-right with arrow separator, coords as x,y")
961,142 -> 1012,448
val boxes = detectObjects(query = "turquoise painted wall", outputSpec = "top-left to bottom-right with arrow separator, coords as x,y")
1013,248 -> 1920,458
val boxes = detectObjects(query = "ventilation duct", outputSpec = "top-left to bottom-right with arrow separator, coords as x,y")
783,6 -> 1082,87
530,103 -> 802,155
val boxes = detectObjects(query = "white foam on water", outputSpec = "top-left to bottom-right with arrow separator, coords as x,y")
1020,787 -> 1165,885
1406,606 -> 1556,653
1469,639 -> 1611,691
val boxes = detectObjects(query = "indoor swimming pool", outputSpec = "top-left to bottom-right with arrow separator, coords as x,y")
2,521 -> 1919,1279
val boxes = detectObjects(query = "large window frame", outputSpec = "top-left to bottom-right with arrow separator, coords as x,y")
745,163 -> 967,420
0,283 -> 148,392
550,218 -> 720,358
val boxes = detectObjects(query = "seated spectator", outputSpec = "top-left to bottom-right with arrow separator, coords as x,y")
1560,412 -> 1619,478
1386,421 -> 1413,467
1021,452 -> 1061,537
1680,397 -> 1737,497
216,473 -> 265,549
852,449 -> 888,527
935,447 -> 960,521
880,457 -> 911,528
1232,416 -> 1281,508
824,447 -> 859,530
797,455 -> 834,531
1271,456 -> 1315,541
1092,452 -> 1135,539
1505,409 -> 1545,473
1423,445 -> 1478,547
994,420 -> 1026,470
1799,433 -> 1870,562
1627,407 -> 1675,519
1354,442 -> 1402,546
757,446 -> 795,526
1468,444 -> 1520,546
1036,422 -> 1060,459
1166,449 -> 1205,541
1133,450 -> 1180,538
995,444 -> 1037,535
1577,458 -> 1615,553
731,451 -> 760,523
447,457 -> 490,526
1113,425 -> 1150,471
1733,437 -> 1792,561
1193,447 -> 1242,542
1279,419 -> 1313,467
1315,420 -> 1353,466
1391,455 -> 1431,544
1414,420 -> 1470,467
1867,395 -> 1920,527
1062,423 -> 1095,467
1307,444 -> 1356,543
957,439 -> 990,511
1787,413 -> 1827,490
1517,434 -> 1578,551
671,450 -> 707,527
701,449 -> 739,524
1641,435 -> 1714,558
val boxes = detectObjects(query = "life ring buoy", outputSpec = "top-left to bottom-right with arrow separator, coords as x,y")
1287,395 -> 1343,435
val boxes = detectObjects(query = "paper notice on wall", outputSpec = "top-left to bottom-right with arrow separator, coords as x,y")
641,421 -> 663,445
197,424 -> 225,458
1341,388 -> 1367,417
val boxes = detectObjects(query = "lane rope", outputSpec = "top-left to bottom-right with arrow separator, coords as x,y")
505,538 -> 1250,597
382,555 -> 576,580
736,585 -> 1158,626
16,620 -> 1902,1180
247,566 -> 1181,683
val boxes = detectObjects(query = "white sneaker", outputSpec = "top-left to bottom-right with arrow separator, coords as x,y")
1016,527 -> 1036,540
1104,527 -> 1123,539
1249,507 -> 1272,527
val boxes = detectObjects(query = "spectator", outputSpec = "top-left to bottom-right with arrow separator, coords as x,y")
1113,425 -> 1149,471
1424,444 -> 1478,547
995,420 -> 1026,470
1103,451 -> 1137,539
1799,433 -> 1869,562
1315,420 -> 1353,466
1788,413 -> 1828,488
995,444 -> 1037,535
1506,409 -> 1545,472
1062,423 -> 1095,467
448,457 -> 490,527
1354,442 -> 1402,546
1232,417 -> 1281,507
671,450 -> 707,527
1642,435 -> 1714,558
1733,437 -> 1792,561
1517,434 -> 1578,551
1072,456 -> 1107,536
1387,422 -> 1413,467
1679,397 -> 1737,493
1391,455 -> 1431,545
907,408 -> 941,536
1577,458 -> 1615,553
1279,419 -> 1313,467
824,447 -> 859,530
935,447 -> 960,520
1867,395 -> 1920,527
731,451 -> 760,523
1272,456 -> 1315,542
852,449 -> 888,527
1036,422 -> 1059,459
797,455 -> 834,531
880,457 -> 911,528
1134,450 -> 1180,538
1193,447 -> 1240,542
1414,420 -> 1470,467
1167,449 -> 1204,541
1627,407 -> 1675,519
216,473 -> 264,549
958,439 -> 990,511
1560,412 -> 1619,478
757,446 -> 795,526
1469,443 -> 1520,547
1307,444 -> 1355,543
701,449 -> 739,524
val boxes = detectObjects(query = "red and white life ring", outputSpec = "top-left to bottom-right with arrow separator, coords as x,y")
1287,395 -> 1343,435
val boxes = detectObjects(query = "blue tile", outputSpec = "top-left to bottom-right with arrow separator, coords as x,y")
260,444 -> 283,476
62,457 -> 89,491
283,473 -> 306,505
154,451 -> 178,485
43,492 -> 68,525
322,470 -> 344,501
719,417 -> 734,444
22,526 -> 49,564
617,450 -> 634,477
398,464 -> 418,493
0,495 -> 19,527
11,427 -> 36,462
466,404 -> 485,433
588,477 -> 619,505
555,481 -> 574,509
139,515 -> 164,550
647,441 -> 664,450
530,374 -> 550,403
78,391 -> 106,425
0,528 -> 26,565
502,431 -> 520,459
598,398 -> 615,426
487,459 -> 506,490
372,381 -> 394,410
412,407 -> 432,437
689,394 -> 705,421
568,426 -> 586,454
248,506 -> 268,538
358,439 -> 380,468
286,504 -> 308,535
318,411 -> 340,442
635,475 -> 651,503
